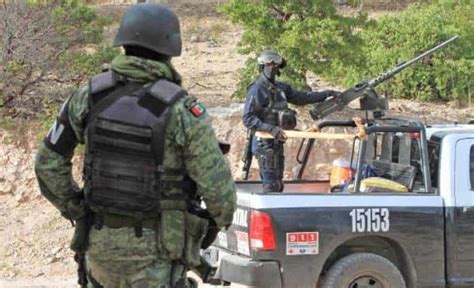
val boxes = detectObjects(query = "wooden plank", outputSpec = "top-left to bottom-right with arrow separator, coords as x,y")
255,130 -> 356,140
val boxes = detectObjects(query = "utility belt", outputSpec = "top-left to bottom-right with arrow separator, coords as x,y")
254,137 -> 284,170
71,203 -> 209,268
92,213 -> 157,230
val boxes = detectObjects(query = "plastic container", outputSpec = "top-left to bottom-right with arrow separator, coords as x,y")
329,158 -> 355,187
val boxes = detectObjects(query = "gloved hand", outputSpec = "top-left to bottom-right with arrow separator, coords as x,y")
326,90 -> 342,98
201,218 -> 220,249
270,126 -> 287,141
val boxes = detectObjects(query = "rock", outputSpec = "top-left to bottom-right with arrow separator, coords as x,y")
190,35 -> 200,43
0,182 -> 13,195
52,247 -> 62,256
448,100 -> 462,109
14,192 -> 29,205
397,104 -> 410,112
47,256 -> 60,264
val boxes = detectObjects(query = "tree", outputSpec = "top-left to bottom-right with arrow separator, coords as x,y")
0,0 -> 117,118
221,0 -> 368,99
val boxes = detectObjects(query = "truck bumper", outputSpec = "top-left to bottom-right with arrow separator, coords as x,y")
204,248 -> 283,288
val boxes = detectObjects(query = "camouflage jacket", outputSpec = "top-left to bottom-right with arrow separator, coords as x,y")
34,55 -> 236,228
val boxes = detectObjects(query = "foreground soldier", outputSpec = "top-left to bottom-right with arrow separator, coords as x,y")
243,50 -> 341,192
35,4 -> 236,287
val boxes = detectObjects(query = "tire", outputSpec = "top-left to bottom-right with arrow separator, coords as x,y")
321,253 -> 406,288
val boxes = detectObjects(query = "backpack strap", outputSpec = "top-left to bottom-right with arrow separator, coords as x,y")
147,79 -> 187,105
88,70 -> 120,106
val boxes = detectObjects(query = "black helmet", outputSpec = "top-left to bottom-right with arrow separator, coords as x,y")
114,4 -> 182,57
257,50 -> 287,68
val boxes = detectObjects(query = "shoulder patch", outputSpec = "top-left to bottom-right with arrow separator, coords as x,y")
148,79 -> 187,105
184,96 -> 206,117
189,102 -> 206,117
89,70 -> 117,95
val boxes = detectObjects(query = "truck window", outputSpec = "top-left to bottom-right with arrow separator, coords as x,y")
470,146 -> 474,190
359,132 -> 426,193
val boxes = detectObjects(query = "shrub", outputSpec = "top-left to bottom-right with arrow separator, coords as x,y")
0,0 -> 116,118
342,2 -> 473,102
221,0 -> 368,99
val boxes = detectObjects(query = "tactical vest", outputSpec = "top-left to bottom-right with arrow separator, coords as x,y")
259,78 -> 297,130
83,70 -> 193,235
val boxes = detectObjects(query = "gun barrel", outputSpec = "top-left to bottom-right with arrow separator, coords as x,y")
368,35 -> 459,87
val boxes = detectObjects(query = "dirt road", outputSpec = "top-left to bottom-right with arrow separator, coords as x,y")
0,273 -> 246,287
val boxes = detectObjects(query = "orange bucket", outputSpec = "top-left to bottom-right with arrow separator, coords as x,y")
330,159 -> 355,187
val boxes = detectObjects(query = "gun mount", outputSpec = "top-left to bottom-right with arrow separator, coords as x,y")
310,36 -> 459,120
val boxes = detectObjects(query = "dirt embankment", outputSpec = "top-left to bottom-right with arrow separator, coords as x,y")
1,3 -> 474,286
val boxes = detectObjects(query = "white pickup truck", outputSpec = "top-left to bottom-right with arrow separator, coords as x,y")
204,119 -> 474,288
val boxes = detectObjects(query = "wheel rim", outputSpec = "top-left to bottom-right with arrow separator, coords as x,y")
348,275 -> 384,288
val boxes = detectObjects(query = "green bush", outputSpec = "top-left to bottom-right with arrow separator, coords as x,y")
0,0 -> 117,119
60,47 -> 121,81
221,0 -> 368,99
342,2 -> 473,102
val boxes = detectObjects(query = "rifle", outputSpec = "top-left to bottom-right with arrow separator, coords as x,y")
241,129 -> 255,180
74,252 -> 88,288
310,36 -> 459,120
68,194 -> 92,288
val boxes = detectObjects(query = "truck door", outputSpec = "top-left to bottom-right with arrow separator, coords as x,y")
453,138 -> 474,283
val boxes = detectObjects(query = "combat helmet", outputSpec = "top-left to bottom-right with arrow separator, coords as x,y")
257,50 -> 287,69
114,3 -> 182,57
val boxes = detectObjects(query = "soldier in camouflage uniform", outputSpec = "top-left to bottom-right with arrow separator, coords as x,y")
35,4 -> 236,288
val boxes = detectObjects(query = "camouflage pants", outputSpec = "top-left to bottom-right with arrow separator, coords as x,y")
86,226 -> 186,288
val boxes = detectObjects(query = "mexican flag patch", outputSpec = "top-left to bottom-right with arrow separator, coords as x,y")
189,102 -> 206,117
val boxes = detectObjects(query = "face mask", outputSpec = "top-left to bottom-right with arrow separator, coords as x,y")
263,65 -> 280,82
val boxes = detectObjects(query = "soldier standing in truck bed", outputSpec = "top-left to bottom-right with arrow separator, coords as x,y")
243,50 -> 341,192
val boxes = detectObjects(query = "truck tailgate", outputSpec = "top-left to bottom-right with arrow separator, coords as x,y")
213,205 -> 251,257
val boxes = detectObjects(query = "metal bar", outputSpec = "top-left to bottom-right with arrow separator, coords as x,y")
354,138 -> 367,193
317,120 -> 357,130
296,139 -> 315,180
255,130 -> 356,140
365,125 -> 422,134
419,125 -> 432,193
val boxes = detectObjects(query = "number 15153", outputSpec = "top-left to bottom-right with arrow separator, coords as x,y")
350,208 -> 390,233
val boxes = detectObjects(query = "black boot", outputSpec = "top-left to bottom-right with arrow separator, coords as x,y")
263,182 -> 283,193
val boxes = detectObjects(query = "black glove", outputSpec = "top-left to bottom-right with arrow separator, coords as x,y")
326,90 -> 342,98
201,218 -> 219,249
270,126 -> 287,141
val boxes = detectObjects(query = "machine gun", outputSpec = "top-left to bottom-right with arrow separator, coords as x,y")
310,36 -> 459,120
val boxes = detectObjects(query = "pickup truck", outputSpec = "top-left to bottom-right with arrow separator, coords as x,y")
203,118 -> 474,288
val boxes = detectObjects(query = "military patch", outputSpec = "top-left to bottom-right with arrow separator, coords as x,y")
189,102 -> 206,117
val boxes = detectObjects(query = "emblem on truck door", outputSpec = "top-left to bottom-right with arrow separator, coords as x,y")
350,208 -> 390,233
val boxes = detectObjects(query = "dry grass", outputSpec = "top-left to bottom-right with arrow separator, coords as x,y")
183,16 -> 233,42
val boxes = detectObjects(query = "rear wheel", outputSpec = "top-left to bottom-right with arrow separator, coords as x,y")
321,253 -> 406,288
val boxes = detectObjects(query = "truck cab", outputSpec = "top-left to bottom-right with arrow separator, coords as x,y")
204,120 -> 474,288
